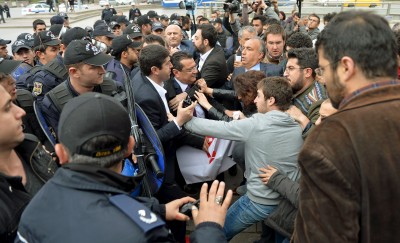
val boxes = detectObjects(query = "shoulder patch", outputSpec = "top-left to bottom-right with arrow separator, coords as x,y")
110,194 -> 165,233
32,82 -> 43,96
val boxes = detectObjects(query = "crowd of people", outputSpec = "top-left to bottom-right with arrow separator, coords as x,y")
0,1 -> 400,242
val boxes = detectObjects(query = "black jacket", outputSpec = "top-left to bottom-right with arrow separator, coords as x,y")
196,46 -> 228,88
0,134 -> 57,242
264,172 -> 299,238
16,164 -> 226,243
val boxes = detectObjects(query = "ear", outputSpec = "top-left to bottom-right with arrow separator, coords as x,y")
68,66 -> 79,78
172,68 -> 179,77
151,66 -> 159,76
304,67 -> 313,79
55,143 -> 70,165
36,51 -> 44,60
124,136 -> 135,158
338,56 -> 355,83
268,96 -> 276,106
203,38 -> 209,47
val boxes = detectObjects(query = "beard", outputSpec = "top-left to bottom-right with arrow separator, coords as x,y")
291,76 -> 305,95
327,71 -> 346,109
194,43 -> 206,54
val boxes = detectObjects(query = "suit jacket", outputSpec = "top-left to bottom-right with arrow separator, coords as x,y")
131,71 -> 181,183
179,40 -> 197,58
164,77 -> 205,150
225,62 -> 284,90
196,46 -> 228,88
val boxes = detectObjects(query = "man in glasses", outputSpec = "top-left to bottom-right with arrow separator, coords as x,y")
294,11 -> 400,242
299,13 -> 320,41
283,47 -> 327,136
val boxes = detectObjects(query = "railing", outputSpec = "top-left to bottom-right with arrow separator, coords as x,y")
195,0 -> 400,21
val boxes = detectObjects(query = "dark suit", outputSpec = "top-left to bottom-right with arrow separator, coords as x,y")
164,77 -> 205,150
196,46 -> 228,88
131,71 -> 188,243
179,40 -> 197,58
225,62 -> 284,90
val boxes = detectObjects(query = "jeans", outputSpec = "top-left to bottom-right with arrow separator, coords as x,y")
223,194 -> 277,241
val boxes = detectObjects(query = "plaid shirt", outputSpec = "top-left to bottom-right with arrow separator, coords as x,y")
340,79 -> 400,108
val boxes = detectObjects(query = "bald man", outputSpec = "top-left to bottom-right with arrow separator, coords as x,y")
165,24 -> 195,56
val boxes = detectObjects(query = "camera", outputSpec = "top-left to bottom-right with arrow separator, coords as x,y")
223,0 -> 241,13
179,0 -> 196,11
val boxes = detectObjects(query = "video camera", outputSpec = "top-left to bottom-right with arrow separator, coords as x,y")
179,0 -> 196,11
223,0 -> 241,13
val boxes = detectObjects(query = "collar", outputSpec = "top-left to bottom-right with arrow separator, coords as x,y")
245,63 -> 261,72
62,163 -> 144,193
147,76 -> 166,94
174,77 -> 188,92
146,76 -> 170,112
340,79 -> 399,108
200,48 -> 213,62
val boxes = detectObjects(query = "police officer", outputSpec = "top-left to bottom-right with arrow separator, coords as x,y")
129,3 -> 142,21
106,34 -> 141,86
11,39 -> 35,81
40,39 -> 118,136
16,91 -> 232,243
28,30 -> 66,102
101,3 -> 114,25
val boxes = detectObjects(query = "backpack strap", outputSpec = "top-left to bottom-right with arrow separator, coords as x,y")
46,82 -> 73,114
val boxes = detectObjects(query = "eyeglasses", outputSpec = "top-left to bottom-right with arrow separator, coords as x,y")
182,66 -> 198,73
284,66 -> 304,73
315,60 -> 340,76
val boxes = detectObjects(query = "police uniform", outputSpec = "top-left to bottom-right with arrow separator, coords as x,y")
31,56 -> 68,102
39,40 -> 118,137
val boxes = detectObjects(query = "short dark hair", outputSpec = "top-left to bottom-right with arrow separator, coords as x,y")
287,48 -> 318,78
308,13 -> 320,24
171,51 -> 193,71
257,77 -> 293,111
286,32 -> 313,49
33,19 -> 46,30
198,17 -> 210,23
316,11 -> 398,79
265,24 -> 286,41
182,16 -> 190,26
265,18 -> 280,26
233,70 -> 266,106
323,12 -> 337,24
252,15 -> 267,25
139,45 -> 170,76
144,34 -> 165,46
197,24 -> 217,47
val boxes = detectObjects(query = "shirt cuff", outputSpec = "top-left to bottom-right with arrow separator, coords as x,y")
173,119 -> 182,130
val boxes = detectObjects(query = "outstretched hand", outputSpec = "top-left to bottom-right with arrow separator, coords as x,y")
192,180 -> 233,227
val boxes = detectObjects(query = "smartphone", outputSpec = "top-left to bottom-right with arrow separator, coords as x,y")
235,55 -> 242,62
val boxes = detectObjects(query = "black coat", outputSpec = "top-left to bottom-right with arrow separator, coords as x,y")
196,46 -> 228,88
0,134 -> 57,242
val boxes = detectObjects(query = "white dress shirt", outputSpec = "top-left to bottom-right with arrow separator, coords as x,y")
147,76 -> 181,129
198,48 -> 213,71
